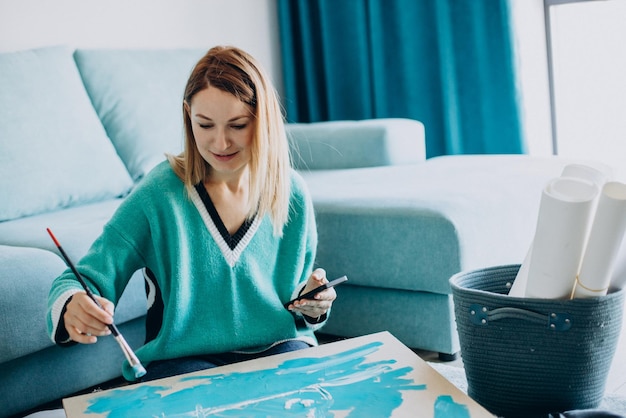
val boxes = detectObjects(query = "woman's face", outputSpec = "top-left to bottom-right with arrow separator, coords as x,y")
187,86 -> 254,179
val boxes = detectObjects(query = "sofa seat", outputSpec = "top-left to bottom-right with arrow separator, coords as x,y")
0,199 -> 124,260
301,154 -> 613,353
304,154 -> 589,292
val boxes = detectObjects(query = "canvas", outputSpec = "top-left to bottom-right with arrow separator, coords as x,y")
63,332 -> 493,418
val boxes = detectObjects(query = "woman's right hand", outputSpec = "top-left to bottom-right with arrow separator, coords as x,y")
64,292 -> 114,344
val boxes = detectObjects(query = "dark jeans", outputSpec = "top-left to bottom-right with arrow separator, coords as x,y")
138,340 -> 311,383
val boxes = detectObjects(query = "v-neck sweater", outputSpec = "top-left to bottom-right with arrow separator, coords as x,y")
46,161 -> 320,381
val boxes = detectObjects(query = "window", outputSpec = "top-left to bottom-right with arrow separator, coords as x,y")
544,0 -> 626,177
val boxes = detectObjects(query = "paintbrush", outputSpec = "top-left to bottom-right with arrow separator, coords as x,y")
46,228 -> 147,379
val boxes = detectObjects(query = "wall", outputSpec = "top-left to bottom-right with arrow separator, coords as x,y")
0,0 -> 283,93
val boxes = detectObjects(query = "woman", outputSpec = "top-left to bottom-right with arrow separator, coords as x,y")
46,46 -> 336,382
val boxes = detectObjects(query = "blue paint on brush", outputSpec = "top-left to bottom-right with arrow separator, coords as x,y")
84,341 -> 460,417
131,364 -> 146,379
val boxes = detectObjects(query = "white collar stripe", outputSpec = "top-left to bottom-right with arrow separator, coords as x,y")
189,187 -> 260,267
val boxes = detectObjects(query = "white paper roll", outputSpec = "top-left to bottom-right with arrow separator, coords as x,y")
508,245 -> 531,297
524,177 -> 598,299
610,237 -> 626,291
573,181 -> 626,298
560,164 -> 609,189
561,163 -> 609,242
510,164 -> 605,297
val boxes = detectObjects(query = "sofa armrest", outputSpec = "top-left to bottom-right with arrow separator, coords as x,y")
286,118 -> 426,170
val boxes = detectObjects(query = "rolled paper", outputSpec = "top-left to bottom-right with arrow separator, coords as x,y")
524,177 -> 598,299
561,163 -> 610,241
610,237 -> 626,291
510,164 -> 606,297
573,181 -> 626,298
508,245 -> 531,297
560,164 -> 609,189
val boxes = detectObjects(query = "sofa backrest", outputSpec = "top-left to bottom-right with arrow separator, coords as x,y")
0,46 -> 427,222
74,48 -> 205,182
0,46 -> 134,222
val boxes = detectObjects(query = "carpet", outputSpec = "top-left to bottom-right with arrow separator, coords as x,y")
428,362 -> 626,417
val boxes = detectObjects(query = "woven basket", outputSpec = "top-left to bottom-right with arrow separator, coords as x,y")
450,264 -> 624,418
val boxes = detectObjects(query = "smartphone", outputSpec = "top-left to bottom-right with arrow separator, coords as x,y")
284,275 -> 348,308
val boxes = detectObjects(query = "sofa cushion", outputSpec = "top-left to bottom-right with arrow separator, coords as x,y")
0,246 -> 67,364
74,49 -> 205,181
0,46 -> 133,222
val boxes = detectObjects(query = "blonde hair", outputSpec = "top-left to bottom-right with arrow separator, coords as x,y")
168,46 -> 291,236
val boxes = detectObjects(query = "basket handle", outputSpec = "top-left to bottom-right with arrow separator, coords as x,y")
469,304 -> 572,331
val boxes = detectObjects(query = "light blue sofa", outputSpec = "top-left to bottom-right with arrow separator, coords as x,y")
0,46 -> 615,417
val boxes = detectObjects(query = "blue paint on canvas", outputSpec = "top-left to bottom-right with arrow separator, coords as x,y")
435,395 -> 470,418
84,341 -> 468,417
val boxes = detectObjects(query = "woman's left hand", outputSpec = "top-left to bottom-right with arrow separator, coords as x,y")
288,268 -> 336,320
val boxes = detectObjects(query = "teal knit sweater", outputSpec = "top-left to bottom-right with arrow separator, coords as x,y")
47,162 -> 321,381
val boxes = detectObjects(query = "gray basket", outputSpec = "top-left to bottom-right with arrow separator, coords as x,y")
450,264 -> 624,418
